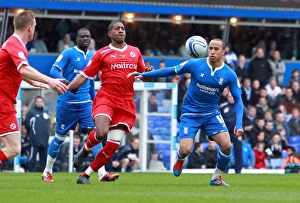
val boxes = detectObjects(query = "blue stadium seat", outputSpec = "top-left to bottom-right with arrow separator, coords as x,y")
282,150 -> 288,158
289,144 -> 300,152
289,136 -> 300,144
201,142 -> 208,150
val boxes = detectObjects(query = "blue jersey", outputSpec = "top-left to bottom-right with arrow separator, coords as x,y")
52,46 -> 94,103
175,58 -> 241,114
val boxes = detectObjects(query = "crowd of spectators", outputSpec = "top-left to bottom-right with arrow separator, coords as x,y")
5,17 -> 299,60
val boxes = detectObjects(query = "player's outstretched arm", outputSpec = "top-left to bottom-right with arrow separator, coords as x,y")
233,94 -> 244,137
127,66 -> 177,79
22,77 -> 49,89
68,73 -> 88,93
19,65 -> 67,94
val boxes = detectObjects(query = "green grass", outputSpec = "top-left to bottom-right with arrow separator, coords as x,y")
0,172 -> 299,203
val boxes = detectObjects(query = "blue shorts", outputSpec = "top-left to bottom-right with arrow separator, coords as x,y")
179,111 -> 228,140
56,101 -> 94,135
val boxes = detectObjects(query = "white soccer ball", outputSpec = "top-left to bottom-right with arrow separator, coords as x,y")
185,36 -> 208,58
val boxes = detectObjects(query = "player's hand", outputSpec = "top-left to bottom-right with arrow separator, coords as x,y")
48,78 -> 68,94
126,71 -> 143,79
31,81 -> 49,89
62,79 -> 70,85
234,127 -> 244,137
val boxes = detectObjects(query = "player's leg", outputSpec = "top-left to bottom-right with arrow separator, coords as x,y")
73,102 -> 102,169
42,101 -> 77,182
0,133 -> 21,164
91,142 -> 119,182
77,127 -> 124,184
210,132 -> 232,186
173,115 -> 199,177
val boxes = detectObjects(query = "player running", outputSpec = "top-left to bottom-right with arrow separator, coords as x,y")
127,38 -> 244,186
42,28 -> 119,182
68,21 -> 152,184
0,10 -> 67,167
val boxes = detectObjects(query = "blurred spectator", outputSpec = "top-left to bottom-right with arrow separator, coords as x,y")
251,40 -> 266,58
291,81 -> 300,106
256,97 -> 270,119
265,77 -> 282,102
56,32 -> 75,53
230,142 -> 255,169
235,54 -> 248,83
118,137 -> 140,172
24,96 -> 50,172
152,60 -> 168,82
219,91 -> 243,173
278,88 -> 297,115
105,151 -> 121,172
278,128 -> 289,148
263,108 -> 274,121
241,78 -> 258,108
251,130 -> 267,149
187,143 -> 206,169
253,142 -> 267,169
280,146 -> 300,170
259,86 -> 276,109
273,111 -> 291,140
203,140 -> 218,169
148,92 -> 158,113
177,38 -> 190,58
268,50 -> 286,87
277,104 -> 292,122
266,39 -> 277,59
288,107 -> 300,136
27,31 -> 48,53
264,119 -> 276,144
251,79 -> 261,98
242,105 -> 257,141
88,38 -> 96,53
224,44 -> 238,70
248,47 -> 272,86
287,69 -> 300,88
20,122 -> 30,171
265,133 -> 283,158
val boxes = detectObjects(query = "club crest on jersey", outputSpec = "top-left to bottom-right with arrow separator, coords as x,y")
10,123 -> 16,130
18,51 -> 26,60
218,78 -> 224,85
130,52 -> 136,57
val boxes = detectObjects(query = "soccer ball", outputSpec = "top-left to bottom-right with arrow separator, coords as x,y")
185,36 -> 208,58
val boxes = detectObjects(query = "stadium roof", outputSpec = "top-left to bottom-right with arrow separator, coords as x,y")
2,0 -> 300,19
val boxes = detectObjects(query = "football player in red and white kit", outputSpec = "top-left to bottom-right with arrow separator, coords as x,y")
0,10 -> 67,166
68,21 -> 152,184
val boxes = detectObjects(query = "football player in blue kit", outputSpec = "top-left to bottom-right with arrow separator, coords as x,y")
42,28 -> 119,182
127,38 -> 244,186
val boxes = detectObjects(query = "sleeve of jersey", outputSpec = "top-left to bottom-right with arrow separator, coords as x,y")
82,53 -> 101,79
141,66 -> 177,78
233,94 -> 243,130
49,66 -> 64,79
89,79 -> 95,100
4,42 -> 29,70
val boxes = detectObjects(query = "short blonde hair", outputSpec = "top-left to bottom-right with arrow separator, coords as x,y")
13,10 -> 35,31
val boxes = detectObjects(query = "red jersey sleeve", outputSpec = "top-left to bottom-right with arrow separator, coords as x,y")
82,51 -> 102,79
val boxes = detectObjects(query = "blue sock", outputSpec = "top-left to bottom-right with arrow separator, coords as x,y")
91,143 -> 103,158
216,150 -> 231,171
48,136 -> 65,158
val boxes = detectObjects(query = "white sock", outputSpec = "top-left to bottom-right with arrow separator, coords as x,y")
211,167 -> 223,180
85,166 -> 95,176
43,155 -> 56,174
98,166 -> 107,180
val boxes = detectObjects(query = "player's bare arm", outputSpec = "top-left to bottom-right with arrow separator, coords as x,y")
19,65 -> 67,94
67,73 -> 88,92
23,77 -> 49,89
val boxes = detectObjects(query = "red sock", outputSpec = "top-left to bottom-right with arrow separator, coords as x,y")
0,150 -> 8,164
90,140 -> 120,171
85,129 -> 102,150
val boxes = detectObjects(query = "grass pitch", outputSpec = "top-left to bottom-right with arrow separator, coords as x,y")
0,172 -> 299,203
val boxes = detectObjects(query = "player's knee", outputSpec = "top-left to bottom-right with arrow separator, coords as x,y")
180,147 -> 192,156
95,128 -> 109,140
221,143 -> 232,154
